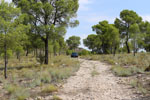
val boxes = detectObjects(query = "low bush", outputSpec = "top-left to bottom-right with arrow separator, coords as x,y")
5,84 -> 30,100
42,85 -> 58,93
52,95 -> 62,100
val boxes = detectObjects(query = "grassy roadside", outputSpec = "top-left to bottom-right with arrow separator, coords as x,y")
0,55 -> 80,100
81,53 -> 150,95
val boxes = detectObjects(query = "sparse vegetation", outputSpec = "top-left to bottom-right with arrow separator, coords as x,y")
81,53 -> 150,95
42,85 -> 58,93
0,55 -> 80,99
1,0 -> 150,99
52,95 -> 62,100
81,53 -> 150,75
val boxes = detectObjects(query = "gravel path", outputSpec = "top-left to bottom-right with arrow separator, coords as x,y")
55,59 -> 138,100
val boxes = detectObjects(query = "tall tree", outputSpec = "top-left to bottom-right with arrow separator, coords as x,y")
129,24 -> 140,56
139,21 -> 150,52
66,36 -> 81,50
92,21 -> 120,54
13,0 -> 79,64
115,10 -> 142,53
0,0 -> 29,78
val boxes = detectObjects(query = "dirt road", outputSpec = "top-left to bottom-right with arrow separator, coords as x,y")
55,59 -> 139,100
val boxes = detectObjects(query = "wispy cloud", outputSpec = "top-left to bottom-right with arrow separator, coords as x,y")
79,13 -> 116,24
79,0 -> 93,11
142,15 -> 150,22
5,0 -> 11,3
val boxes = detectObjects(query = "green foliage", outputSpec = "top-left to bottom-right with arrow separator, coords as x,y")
66,49 -> 73,55
66,36 -> 81,50
52,95 -> 62,100
1,49 -> 13,59
85,21 -> 120,54
79,49 -> 91,56
83,34 -> 98,51
13,0 -> 79,64
115,10 -> 142,53
42,85 -> 58,93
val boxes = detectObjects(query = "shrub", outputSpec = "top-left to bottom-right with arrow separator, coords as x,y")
111,66 -> 132,77
52,95 -> 62,100
66,50 -> 73,55
79,50 -> 90,56
130,80 -> 138,88
42,85 -> 58,93
29,78 -> 41,88
40,71 -> 52,83
5,84 -> 17,95
5,84 -> 30,100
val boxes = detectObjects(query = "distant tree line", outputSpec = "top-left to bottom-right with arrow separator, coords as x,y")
84,10 -> 150,56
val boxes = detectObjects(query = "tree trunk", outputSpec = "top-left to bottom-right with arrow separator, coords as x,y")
17,53 -> 19,59
133,39 -> 136,56
26,47 -> 29,56
36,47 -> 38,57
125,40 -> 130,53
113,46 -> 117,57
126,25 -> 131,54
4,38 -> 7,79
44,37 -> 49,64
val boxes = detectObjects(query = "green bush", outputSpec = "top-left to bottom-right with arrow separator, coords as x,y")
1,49 -> 13,59
42,85 -> 58,93
52,95 -> 62,100
66,50 -> 73,55
79,50 -> 90,56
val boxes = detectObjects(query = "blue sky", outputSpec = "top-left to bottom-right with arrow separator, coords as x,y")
5,0 -> 150,49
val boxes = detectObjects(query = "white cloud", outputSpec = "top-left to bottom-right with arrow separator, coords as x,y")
79,13 -> 116,24
79,0 -> 92,4
79,0 -> 93,11
5,0 -> 11,3
142,15 -> 150,22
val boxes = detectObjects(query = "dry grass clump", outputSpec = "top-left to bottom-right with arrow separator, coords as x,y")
42,85 -> 58,93
130,79 -> 148,94
52,95 -> 62,100
4,84 -> 30,100
111,66 -> 144,77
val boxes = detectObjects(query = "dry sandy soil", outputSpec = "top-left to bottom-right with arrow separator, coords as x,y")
44,59 -> 148,100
